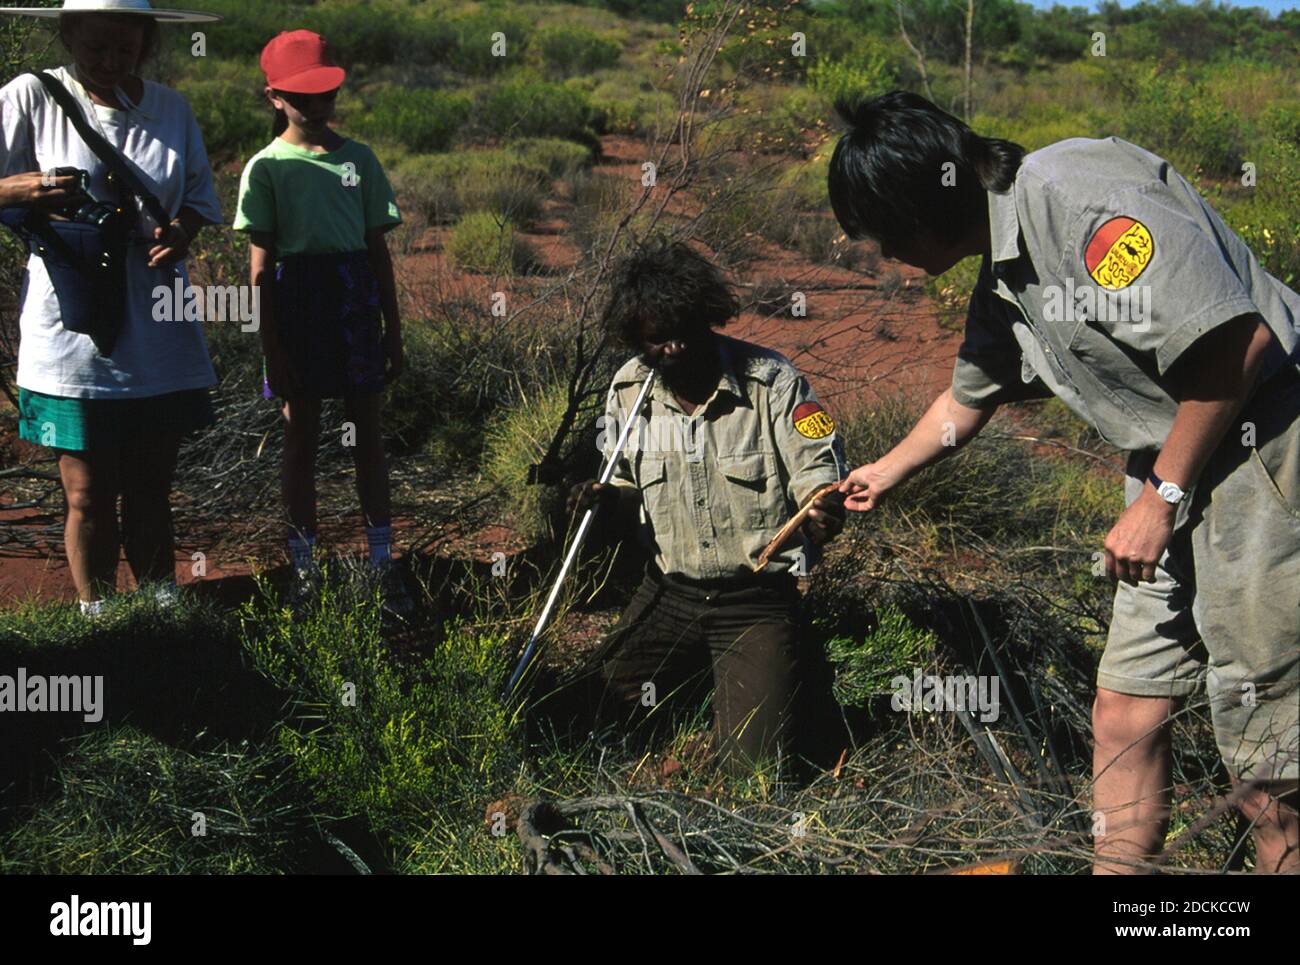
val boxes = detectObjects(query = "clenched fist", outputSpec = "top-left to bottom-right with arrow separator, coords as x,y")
567,479 -> 620,517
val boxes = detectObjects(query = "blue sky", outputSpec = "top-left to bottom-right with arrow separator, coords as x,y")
1018,0 -> 1298,11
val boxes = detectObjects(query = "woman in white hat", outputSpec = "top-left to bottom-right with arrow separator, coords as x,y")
0,1 -> 224,615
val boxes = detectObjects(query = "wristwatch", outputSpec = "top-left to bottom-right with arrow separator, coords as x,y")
1147,470 -> 1186,505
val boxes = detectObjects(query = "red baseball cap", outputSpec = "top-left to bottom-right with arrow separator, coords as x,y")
260,30 -> 345,94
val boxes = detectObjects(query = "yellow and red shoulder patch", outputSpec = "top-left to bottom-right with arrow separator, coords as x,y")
1084,216 -> 1154,290
793,401 -> 835,439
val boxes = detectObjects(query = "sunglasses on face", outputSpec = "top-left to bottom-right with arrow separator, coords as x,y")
276,88 -> 339,111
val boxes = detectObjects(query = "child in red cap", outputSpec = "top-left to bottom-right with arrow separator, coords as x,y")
233,29 -> 412,617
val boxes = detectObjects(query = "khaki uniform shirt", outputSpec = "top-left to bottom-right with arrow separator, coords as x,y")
952,136 -> 1300,453
603,334 -> 847,580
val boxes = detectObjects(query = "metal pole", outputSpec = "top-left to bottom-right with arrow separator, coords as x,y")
505,369 -> 656,697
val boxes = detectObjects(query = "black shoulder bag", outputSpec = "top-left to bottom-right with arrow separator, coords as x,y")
0,71 -> 173,358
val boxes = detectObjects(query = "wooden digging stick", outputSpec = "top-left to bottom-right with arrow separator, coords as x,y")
753,482 -> 842,572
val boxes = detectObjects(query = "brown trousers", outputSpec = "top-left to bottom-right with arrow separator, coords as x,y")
592,566 -> 801,771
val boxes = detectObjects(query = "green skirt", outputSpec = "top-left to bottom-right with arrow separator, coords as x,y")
17,387 -> 216,452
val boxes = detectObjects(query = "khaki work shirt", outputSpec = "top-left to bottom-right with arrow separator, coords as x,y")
952,136 -> 1300,453
603,334 -> 847,580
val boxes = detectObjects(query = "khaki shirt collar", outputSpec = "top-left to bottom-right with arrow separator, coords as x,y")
988,188 -> 1022,266
711,335 -> 746,405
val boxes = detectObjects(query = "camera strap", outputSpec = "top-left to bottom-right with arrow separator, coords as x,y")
31,71 -> 172,231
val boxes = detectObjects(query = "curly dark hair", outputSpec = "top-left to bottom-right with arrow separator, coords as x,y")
600,239 -> 737,350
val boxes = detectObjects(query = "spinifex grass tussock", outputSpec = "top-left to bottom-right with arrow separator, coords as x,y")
834,394 -> 1122,562
391,148 -> 559,229
480,380 -> 574,545
1,587 -> 335,873
0,728 -> 319,874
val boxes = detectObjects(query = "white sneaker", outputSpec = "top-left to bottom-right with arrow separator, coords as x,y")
287,564 -> 323,622
372,558 -> 416,621
78,598 -> 107,619
153,583 -> 182,608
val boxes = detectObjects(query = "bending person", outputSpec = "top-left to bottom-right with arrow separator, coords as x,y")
828,90 -> 1298,873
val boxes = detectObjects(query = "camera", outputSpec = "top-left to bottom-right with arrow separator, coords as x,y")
46,167 -> 124,228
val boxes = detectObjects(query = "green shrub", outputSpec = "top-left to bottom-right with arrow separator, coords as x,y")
515,136 -> 594,180
393,16 -> 459,67
169,0 -> 298,59
479,75 -> 597,142
1100,64 -> 1250,179
806,52 -> 896,109
446,9 -> 532,75
391,154 -> 471,225
367,139 -> 413,173
776,157 -> 830,212
534,23 -> 623,77
590,87 -> 674,137
693,181 -> 772,264
825,604 -> 938,711
733,85 -> 826,156
577,0 -> 684,23
447,211 -> 535,275
351,87 -> 473,153
568,169 -> 648,255
455,153 -> 549,227
1223,106 -> 1300,286
178,78 -> 268,160
0,725 -> 320,873
239,568 -> 519,841
973,109 -> 1085,154
301,2 -> 405,67
835,397 -> 1044,545
393,150 -> 551,227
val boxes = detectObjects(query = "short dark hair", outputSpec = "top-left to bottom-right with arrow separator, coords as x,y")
601,239 -> 737,349
58,12 -> 162,69
827,90 -> 1025,247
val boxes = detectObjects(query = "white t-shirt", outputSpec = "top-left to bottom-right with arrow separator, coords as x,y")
0,65 -> 224,398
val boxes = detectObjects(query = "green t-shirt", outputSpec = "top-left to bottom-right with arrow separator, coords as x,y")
232,136 -> 401,256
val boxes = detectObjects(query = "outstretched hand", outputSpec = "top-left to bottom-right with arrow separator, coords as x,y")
838,459 -> 902,512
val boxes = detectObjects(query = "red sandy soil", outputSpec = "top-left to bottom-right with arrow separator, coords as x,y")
0,132 -> 958,607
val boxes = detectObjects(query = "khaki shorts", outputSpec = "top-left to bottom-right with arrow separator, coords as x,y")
1098,368 -> 1300,782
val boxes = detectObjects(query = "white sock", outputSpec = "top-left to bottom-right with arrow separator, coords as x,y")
366,524 -> 393,565
288,533 -> 316,573
79,598 -> 106,617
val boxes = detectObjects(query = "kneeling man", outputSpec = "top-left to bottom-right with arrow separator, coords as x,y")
571,241 -> 847,772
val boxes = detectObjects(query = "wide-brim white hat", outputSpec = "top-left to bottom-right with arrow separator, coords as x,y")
0,0 -> 220,23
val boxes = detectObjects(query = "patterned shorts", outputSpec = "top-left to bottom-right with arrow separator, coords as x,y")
270,250 -> 385,399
